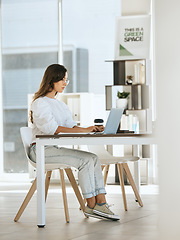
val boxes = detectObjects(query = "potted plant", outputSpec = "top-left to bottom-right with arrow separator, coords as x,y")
116,91 -> 130,109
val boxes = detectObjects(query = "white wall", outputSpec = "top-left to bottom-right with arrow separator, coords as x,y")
155,1 -> 180,239
121,0 -> 151,15
62,0 -> 121,94
0,3 -> 4,174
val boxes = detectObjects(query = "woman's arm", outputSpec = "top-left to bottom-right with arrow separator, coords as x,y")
54,125 -> 104,134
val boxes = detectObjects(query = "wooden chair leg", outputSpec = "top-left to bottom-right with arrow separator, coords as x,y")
101,165 -> 105,171
79,199 -> 87,211
122,163 -> 143,207
59,169 -> 70,223
117,164 -> 127,211
45,170 -> 52,202
14,170 -> 52,222
65,168 -> 85,212
103,165 -> 110,186
14,178 -> 37,222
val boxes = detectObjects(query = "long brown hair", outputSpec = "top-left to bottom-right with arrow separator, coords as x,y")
30,64 -> 67,123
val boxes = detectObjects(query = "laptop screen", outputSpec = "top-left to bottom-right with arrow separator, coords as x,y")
104,108 -> 124,134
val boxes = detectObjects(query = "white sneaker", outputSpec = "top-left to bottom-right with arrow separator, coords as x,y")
93,203 -> 120,221
84,205 -> 106,220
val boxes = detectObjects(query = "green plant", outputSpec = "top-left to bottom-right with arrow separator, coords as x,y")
117,91 -> 130,99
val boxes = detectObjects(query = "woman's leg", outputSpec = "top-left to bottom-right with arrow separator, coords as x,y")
86,196 -> 96,208
30,145 -> 120,221
86,194 -> 106,208
89,153 -> 107,198
30,145 -> 106,199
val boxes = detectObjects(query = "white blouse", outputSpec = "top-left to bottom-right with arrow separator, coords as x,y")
31,96 -> 77,143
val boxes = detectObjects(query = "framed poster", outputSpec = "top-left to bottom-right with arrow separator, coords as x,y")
114,15 -> 151,59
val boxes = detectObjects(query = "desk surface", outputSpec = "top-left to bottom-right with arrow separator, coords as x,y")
36,133 -> 152,138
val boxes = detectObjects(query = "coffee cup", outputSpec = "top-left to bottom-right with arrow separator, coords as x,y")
94,119 -> 104,126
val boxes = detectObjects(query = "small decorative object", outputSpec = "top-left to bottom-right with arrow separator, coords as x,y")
116,91 -> 130,109
126,75 -> 133,85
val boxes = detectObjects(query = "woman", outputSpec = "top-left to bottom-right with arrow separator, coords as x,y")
29,64 -> 120,221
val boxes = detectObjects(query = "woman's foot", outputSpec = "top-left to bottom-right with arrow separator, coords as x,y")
84,205 -> 105,219
84,204 -> 120,221
93,203 -> 120,221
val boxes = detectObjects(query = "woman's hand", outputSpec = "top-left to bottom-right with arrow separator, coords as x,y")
84,125 -> 104,132
96,125 -> 104,132
56,125 -> 104,134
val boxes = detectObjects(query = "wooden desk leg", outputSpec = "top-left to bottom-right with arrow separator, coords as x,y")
36,141 -> 45,227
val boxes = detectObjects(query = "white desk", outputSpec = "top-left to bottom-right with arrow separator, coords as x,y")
36,133 -> 154,227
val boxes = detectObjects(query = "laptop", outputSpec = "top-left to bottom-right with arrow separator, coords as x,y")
94,108 -> 124,135
59,108 -> 124,135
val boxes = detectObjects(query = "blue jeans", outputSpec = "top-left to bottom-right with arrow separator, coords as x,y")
29,145 -> 106,199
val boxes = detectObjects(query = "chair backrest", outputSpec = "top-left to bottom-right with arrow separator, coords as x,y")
20,126 -> 71,170
20,127 -> 33,162
88,145 -> 116,160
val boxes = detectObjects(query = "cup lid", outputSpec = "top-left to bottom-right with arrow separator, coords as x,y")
94,119 -> 104,124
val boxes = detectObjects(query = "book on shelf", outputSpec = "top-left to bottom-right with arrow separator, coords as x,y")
133,62 -> 145,84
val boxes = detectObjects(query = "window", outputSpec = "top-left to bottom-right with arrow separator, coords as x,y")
1,0 -> 58,173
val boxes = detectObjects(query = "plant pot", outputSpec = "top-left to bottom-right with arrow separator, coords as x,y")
116,98 -> 128,109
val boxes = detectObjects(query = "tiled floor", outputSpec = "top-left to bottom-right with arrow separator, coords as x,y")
0,182 -> 159,240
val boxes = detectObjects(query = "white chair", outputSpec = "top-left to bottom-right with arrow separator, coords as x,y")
14,127 -> 85,223
88,145 -> 143,211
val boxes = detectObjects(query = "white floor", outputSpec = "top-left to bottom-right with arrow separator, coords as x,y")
0,182 -> 159,240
